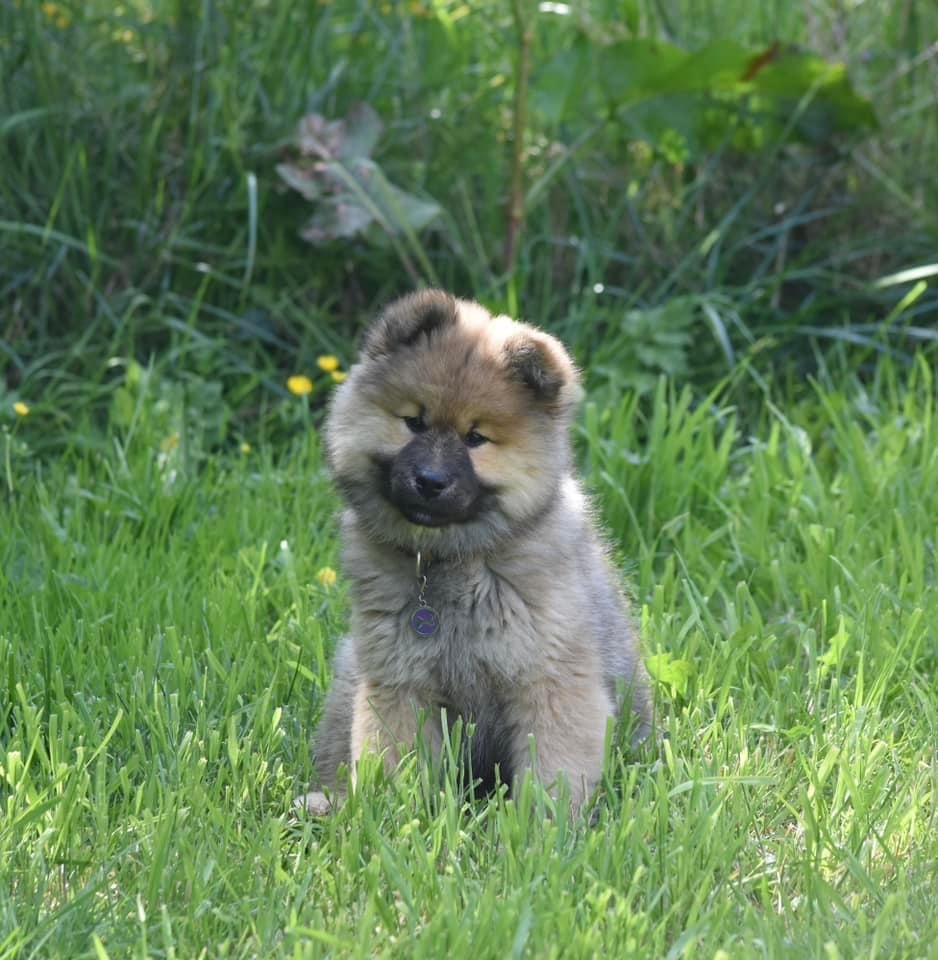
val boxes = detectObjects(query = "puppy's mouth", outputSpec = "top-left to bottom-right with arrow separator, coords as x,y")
395,491 -> 480,527
397,504 -> 454,528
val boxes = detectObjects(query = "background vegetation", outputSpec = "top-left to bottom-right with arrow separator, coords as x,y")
3,0 -> 936,436
1,0 -> 936,957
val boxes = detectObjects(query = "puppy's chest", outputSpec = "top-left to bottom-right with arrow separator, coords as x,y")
355,561 -> 556,689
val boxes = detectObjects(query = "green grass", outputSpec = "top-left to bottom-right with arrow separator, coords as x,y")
2,355 -> 935,958
2,0 -> 936,955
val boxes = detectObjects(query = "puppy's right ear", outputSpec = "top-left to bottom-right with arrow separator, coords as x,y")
361,290 -> 458,359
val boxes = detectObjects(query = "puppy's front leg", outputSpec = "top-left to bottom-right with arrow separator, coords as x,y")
507,675 -> 614,813
350,681 -> 442,788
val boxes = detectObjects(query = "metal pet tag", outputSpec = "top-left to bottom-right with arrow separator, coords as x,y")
411,605 -> 440,638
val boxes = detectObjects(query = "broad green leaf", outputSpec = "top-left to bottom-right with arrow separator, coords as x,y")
748,52 -> 878,140
531,34 -> 875,151
531,43 -> 594,125
598,39 -> 686,105
655,40 -> 752,95
282,106 -> 441,247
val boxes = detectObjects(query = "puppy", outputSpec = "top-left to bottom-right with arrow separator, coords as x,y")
299,290 -> 652,814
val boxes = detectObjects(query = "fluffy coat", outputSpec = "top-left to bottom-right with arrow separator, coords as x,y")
299,291 -> 652,814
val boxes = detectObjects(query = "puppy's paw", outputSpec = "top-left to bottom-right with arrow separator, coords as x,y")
294,790 -> 332,816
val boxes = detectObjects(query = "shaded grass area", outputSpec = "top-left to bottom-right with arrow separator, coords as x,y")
2,0 -> 937,431
2,357 -> 935,958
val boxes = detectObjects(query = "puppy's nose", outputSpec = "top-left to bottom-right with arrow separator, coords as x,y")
415,468 -> 449,498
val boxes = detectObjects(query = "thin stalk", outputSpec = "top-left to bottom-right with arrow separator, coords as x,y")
504,0 -> 533,277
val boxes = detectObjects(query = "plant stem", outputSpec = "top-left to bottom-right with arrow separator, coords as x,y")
504,0 -> 533,277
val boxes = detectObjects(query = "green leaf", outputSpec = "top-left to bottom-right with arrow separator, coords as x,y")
655,40 -> 752,95
590,297 -> 695,395
530,33 -> 876,150
531,43 -> 593,125
281,106 -> 441,247
646,652 -> 695,697
748,51 -> 878,140
597,38 -> 686,105
111,386 -> 135,428
818,615 -> 851,677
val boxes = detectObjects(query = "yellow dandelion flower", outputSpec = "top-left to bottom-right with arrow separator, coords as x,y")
287,375 -> 314,396
330,370 -> 348,384
41,2 -> 70,27
13,401 -> 30,417
317,355 -> 340,373
240,441 -> 252,455
316,566 -> 337,587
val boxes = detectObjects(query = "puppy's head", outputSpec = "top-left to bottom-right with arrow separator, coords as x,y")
325,290 -> 580,556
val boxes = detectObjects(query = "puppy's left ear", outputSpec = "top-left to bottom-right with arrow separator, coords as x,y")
505,331 -> 581,415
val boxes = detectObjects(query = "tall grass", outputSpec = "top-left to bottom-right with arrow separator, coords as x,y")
2,354 -> 936,958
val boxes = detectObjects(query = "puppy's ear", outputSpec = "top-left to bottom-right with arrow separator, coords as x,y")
505,331 -> 580,414
361,290 -> 458,358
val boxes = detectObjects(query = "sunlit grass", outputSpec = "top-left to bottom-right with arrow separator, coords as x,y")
1,356 -> 936,958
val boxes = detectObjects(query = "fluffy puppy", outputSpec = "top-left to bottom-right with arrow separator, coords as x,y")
299,290 -> 652,814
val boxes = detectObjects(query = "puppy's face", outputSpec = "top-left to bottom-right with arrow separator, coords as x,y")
382,413 -> 486,529
325,291 -> 580,556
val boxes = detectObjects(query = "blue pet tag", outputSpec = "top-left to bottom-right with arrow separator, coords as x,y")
411,605 -> 440,638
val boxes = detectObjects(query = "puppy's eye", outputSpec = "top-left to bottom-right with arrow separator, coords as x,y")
464,429 -> 489,448
403,414 -> 427,434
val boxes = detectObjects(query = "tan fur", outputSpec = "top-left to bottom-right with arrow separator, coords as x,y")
296,291 -> 652,817
507,674 -> 613,810
349,682 -> 444,784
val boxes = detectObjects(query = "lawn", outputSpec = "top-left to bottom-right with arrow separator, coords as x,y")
2,0 -> 937,957
2,356 -> 936,958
